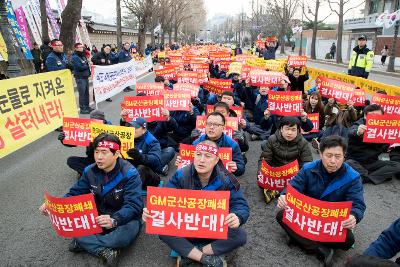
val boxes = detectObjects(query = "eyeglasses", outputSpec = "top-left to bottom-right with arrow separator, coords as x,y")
206,122 -> 224,128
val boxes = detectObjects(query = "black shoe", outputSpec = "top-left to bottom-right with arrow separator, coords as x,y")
200,255 -> 227,267
68,239 -> 85,253
316,246 -> 334,267
123,87 -> 134,92
88,107 -> 95,112
80,109 -> 91,114
177,256 -> 196,266
55,126 -> 62,132
98,248 -> 120,267
105,98 -> 112,102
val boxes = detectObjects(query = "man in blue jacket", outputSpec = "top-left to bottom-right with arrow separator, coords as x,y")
45,39 -> 70,72
143,140 -> 249,267
71,43 -> 92,114
118,42 -> 134,92
276,135 -> 366,267
126,117 -> 162,189
39,133 -> 143,266
193,112 -> 245,176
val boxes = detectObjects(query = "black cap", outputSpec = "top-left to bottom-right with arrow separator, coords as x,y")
358,35 -> 367,41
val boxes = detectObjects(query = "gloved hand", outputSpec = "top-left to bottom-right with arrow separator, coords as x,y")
191,97 -> 201,107
127,148 -> 144,165
190,129 -> 202,140
66,62 -> 74,71
233,130 -> 245,143
58,132 -> 65,141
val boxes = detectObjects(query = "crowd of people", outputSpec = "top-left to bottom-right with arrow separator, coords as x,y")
37,36 -> 400,267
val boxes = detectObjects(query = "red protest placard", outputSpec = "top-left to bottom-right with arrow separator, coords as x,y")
257,160 -> 299,191
363,114 -> 400,143
174,83 -> 200,98
301,113 -> 320,134
249,70 -> 286,86
155,67 -> 177,80
287,56 -> 307,67
44,192 -> 102,238
352,89 -> 366,107
123,95 -> 166,122
209,78 -> 232,90
316,76 -> 355,104
177,71 -> 200,84
62,118 -> 103,147
206,105 -> 244,118
178,144 -> 233,172
136,83 -> 165,96
146,187 -> 230,239
191,62 -> 209,74
256,39 -> 265,49
283,184 -> 352,243
217,60 -> 232,71
164,91 -> 191,111
268,91 -> 303,116
209,51 -> 231,61
371,93 -> 400,115
203,83 -> 233,96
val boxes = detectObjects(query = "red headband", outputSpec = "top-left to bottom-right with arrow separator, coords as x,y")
195,144 -> 218,156
51,41 -> 63,46
97,141 -> 120,150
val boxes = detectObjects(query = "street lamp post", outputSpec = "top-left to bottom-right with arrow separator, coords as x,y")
0,0 -> 22,78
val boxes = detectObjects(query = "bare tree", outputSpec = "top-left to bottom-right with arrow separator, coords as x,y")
303,0 -> 331,59
117,0 -> 122,49
59,0 -> 83,56
328,0 -> 365,63
39,0 -> 49,41
270,0 -> 299,54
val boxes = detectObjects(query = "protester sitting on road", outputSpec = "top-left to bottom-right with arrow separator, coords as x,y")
345,104 -> 400,185
123,117 -> 161,189
246,86 -> 270,141
58,110 -> 112,176
288,68 -> 309,95
229,72 -> 246,106
259,116 -> 313,203
276,135 -> 366,267
303,92 -> 325,141
191,112 -> 245,176
143,140 -> 249,267
39,133 -> 143,266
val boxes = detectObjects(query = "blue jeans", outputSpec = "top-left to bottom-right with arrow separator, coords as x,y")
76,78 -> 90,110
161,147 -> 176,166
75,219 -> 141,256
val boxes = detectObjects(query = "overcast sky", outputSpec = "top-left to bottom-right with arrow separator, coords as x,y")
13,0 -> 365,25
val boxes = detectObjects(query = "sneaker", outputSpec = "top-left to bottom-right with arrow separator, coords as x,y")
316,246 -> 334,267
200,255 -> 227,267
80,109 -> 91,114
251,134 -> 259,141
105,98 -> 112,102
176,256 -> 196,266
68,239 -> 85,253
161,164 -> 169,176
311,138 -> 320,151
98,248 -> 120,267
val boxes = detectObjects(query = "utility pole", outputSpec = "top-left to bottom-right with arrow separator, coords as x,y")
299,1 -> 304,56
116,0 -> 122,49
387,0 -> 399,72
0,0 -> 21,78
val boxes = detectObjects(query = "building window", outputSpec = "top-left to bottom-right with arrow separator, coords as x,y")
369,0 -> 379,14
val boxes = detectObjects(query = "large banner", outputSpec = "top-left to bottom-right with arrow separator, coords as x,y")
0,33 -> 7,61
123,95 -> 165,122
45,192 -> 102,238
92,60 -> 136,103
146,187 -> 230,239
283,184 -> 352,242
268,91 -> 303,116
62,118 -> 102,147
257,160 -> 299,191
371,93 -> 400,115
134,56 -> 153,76
363,114 -> 400,143
316,76 -> 355,104
90,122 -> 135,159
0,70 -> 78,158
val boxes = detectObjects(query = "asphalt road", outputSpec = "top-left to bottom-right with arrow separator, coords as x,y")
1,65 -> 400,267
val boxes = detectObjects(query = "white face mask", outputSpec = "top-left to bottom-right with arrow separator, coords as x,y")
332,107 -> 339,115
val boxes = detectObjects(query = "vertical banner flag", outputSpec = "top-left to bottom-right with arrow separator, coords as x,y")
316,76 -> 355,104
268,91 -> 303,116
92,60 -> 137,104
0,70 -> 78,158
90,122 -> 135,159
146,187 -> 230,239
14,6 -> 32,49
257,160 -> 299,191
28,0 -> 43,37
283,184 -> 352,242
62,118 -> 103,147
363,114 -> 400,143
44,192 -> 102,238
123,95 -> 166,122
6,0 -> 33,59
45,0 -> 60,38
22,4 -> 42,45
